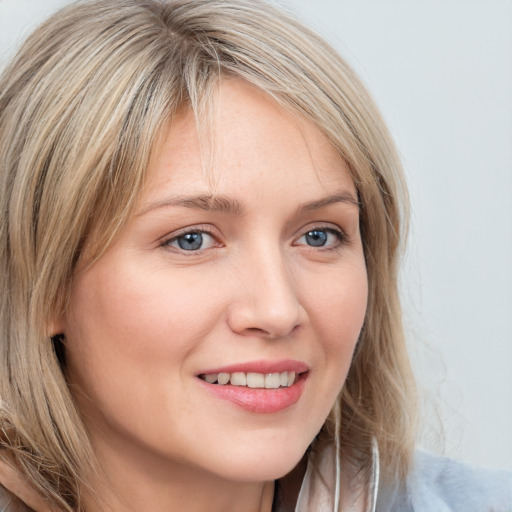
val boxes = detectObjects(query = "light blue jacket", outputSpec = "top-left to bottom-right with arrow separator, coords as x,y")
292,445 -> 512,512
377,451 -> 512,512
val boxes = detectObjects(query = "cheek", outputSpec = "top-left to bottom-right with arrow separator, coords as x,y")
313,264 -> 368,338
68,261 -> 215,348
63,258 -> 227,401
62,260 -> 228,448
306,262 -> 368,377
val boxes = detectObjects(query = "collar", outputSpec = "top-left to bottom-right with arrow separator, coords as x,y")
276,440 -> 380,512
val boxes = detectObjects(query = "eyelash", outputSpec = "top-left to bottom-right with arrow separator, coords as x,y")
160,224 -> 348,255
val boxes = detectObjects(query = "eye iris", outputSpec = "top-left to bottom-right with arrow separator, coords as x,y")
178,233 -> 203,250
305,230 -> 327,247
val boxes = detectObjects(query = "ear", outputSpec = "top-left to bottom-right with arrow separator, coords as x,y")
48,315 -> 68,369
47,315 -> 66,338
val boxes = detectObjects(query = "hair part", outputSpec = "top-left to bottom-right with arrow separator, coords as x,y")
0,1 -> 416,509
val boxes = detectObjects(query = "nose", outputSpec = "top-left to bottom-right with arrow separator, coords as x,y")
226,250 -> 305,339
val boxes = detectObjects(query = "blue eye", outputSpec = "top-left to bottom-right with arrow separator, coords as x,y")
296,228 -> 343,248
305,230 -> 328,247
165,231 -> 217,252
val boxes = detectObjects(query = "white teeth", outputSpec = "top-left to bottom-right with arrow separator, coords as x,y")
265,373 -> 281,389
201,371 -> 300,389
230,372 -> 247,386
247,372 -> 265,388
217,372 -> 230,385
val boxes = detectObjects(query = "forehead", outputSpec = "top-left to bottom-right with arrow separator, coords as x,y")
142,79 -> 355,205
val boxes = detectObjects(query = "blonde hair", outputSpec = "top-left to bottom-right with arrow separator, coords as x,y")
0,0 -> 416,509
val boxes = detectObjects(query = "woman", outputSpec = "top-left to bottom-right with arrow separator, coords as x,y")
0,1 -> 510,511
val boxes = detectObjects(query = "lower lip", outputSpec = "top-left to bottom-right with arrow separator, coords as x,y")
198,373 -> 307,414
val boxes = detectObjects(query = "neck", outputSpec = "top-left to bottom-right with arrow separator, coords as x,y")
81,432 -> 275,512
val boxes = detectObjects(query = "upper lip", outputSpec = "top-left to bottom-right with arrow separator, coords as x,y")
197,359 -> 309,375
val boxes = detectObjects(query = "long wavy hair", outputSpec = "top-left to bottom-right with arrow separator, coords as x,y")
0,0 -> 416,510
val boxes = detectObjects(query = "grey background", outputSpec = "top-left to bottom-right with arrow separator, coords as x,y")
1,0 -> 511,471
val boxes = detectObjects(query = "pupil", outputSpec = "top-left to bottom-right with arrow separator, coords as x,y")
306,230 -> 327,247
178,233 -> 203,250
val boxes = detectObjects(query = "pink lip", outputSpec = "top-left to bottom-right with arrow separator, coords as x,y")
197,359 -> 309,375
198,374 -> 307,414
196,360 -> 309,414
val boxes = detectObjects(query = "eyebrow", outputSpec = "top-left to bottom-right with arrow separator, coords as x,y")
297,192 -> 360,213
137,191 -> 359,217
137,194 -> 245,216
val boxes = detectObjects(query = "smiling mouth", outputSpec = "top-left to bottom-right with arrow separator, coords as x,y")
198,371 -> 304,389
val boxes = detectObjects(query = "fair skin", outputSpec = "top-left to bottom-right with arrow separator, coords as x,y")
2,79 -> 368,512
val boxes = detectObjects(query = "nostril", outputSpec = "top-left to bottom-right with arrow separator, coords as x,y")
247,327 -> 279,339
244,324 -> 301,340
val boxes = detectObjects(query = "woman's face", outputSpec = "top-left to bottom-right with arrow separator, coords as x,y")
60,80 -> 368,484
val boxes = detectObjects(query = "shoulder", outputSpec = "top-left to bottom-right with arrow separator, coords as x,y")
378,451 -> 512,512
411,451 -> 512,512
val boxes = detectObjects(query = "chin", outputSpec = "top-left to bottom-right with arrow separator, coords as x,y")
208,439 -> 310,483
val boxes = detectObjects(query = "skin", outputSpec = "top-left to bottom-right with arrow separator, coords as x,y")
22,79 -> 368,512
0,457 -> 59,512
